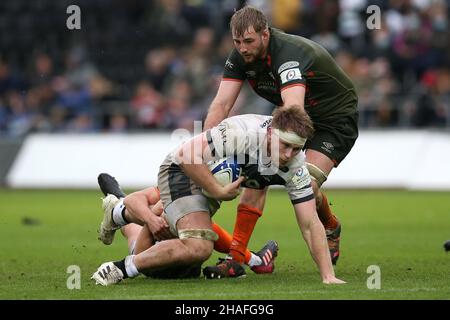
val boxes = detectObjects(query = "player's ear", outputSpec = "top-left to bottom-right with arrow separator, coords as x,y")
262,28 -> 269,40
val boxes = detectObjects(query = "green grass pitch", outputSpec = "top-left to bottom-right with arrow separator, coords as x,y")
0,189 -> 449,300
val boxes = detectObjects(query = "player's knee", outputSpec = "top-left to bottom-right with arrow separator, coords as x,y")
306,162 -> 328,188
314,189 -> 323,209
240,188 -> 267,211
183,238 -> 214,263
307,173 -> 324,209
194,240 -> 214,262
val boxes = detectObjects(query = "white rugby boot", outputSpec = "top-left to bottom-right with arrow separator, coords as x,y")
91,262 -> 124,286
98,194 -> 120,245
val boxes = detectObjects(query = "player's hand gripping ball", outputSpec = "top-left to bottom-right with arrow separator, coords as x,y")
203,157 -> 242,198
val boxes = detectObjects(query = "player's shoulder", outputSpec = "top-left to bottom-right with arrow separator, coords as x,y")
269,28 -> 319,69
271,28 -> 321,51
286,153 -> 311,188
221,114 -> 272,129
225,49 -> 245,69
286,151 -> 307,174
270,28 -> 308,54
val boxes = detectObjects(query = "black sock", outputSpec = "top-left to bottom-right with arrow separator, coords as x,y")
113,259 -> 129,278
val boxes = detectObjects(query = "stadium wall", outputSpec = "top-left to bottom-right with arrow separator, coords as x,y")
5,130 -> 450,190
0,137 -> 23,186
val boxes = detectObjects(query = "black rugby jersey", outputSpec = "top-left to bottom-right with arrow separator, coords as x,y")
223,28 -> 358,128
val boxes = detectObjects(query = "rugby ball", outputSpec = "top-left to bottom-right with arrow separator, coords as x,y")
203,157 -> 242,198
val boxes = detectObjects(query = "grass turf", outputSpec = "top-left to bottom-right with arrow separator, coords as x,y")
0,189 -> 449,300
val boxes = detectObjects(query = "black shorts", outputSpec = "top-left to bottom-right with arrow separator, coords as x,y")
304,111 -> 359,167
142,263 -> 202,279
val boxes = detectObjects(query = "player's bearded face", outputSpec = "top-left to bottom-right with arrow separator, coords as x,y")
233,27 -> 266,63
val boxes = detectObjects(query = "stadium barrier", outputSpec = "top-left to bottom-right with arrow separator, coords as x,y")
5,130 -> 450,190
0,137 -> 23,186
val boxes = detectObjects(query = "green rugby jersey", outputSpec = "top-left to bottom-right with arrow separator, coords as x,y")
223,28 -> 358,127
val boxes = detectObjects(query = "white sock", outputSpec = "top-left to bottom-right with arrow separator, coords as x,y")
247,253 -> 262,267
125,255 -> 140,278
128,240 -> 136,255
112,199 -> 127,227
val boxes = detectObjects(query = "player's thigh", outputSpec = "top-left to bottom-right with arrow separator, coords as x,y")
158,158 -> 219,235
305,149 -> 334,176
134,224 -> 154,254
176,211 -> 213,231
239,187 -> 268,211
304,114 -> 358,170
177,212 -> 215,260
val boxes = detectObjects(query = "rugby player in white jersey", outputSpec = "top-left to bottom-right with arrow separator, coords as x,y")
92,173 -> 280,279
91,107 -> 345,285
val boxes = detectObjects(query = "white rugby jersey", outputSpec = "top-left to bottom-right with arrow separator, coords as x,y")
206,114 -> 314,204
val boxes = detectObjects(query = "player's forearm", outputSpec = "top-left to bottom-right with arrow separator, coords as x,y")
204,101 -> 229,130
124,194 -> 156,225
304,220 -> 335,280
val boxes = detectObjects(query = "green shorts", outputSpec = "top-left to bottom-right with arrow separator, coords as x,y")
304,111 -> 359,167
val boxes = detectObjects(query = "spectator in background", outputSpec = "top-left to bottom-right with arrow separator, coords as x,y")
29,53 -> 56,114
5,91 -> 33,137
411,68 -> 449,127
108,114 -> 128,133
185,27 -> 216,101
164,78 -> 203,131
52,46 -> 113,132
130,81 -> 166,129
337,0 -> 367,55
272,0 -> 301,33
0,98 -> 7,133
0,1 -> 448,135
145,0 -> 191,45
144,47 -> 175,92
0,58 -> 24,95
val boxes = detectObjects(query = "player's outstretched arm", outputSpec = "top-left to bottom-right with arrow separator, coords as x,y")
204,80 -> 243,130
293,199 -> 346,284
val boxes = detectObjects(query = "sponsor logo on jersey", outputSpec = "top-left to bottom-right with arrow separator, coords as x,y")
218,123 -> 227,144
291,167 -> 311,189
225,60 -> 234,69
278,61 -> 300,74
260,118 -> 272,128
321,142 -> 335,153
246,70 -> 256,77
257,81 -> 277,92
280,68 -> 302,84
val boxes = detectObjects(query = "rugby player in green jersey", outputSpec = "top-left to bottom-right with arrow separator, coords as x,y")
203,5 -> 358,277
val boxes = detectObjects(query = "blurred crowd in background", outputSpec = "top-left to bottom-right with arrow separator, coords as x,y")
0,0 -> 449,137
